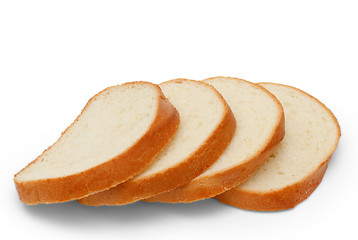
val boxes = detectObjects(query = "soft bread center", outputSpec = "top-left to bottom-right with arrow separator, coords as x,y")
136,80 -> 225,178
200,78 -> 282,177
16,84 -> 159,181
239,84 -> 340,191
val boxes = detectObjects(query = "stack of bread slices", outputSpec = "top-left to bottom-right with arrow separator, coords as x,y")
14,77 -> 341,211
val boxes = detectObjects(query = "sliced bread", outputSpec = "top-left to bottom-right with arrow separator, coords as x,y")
78,79 -> 236,206
145,77 -> 284,203
216,83 -> 341,211
14,82 -> 180,204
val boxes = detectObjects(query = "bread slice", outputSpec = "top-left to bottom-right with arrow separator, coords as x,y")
216,83 -> 341,211
78,79 -> 236,206
14,82 -> 180,205
144,77 -> 285,203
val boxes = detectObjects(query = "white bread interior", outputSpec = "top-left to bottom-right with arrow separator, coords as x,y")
144,77 -> 284,203
135,80 -> 227,179
15,83 -> 160,182
201,77 -> 283,177
238,83 -> 340,192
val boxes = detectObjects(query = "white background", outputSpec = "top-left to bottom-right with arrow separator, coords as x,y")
0,1 -> 357,239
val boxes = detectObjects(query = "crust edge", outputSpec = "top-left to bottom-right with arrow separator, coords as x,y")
144,77 -> 285,203
78,79 -> 236,206
215,82 -> 341,211
14,82 -> 180,205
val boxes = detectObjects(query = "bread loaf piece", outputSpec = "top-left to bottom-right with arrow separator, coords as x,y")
79,79 -> 236,206
145,77 -> 284,203
14,82 -> 180,204
216,83 -> 341,211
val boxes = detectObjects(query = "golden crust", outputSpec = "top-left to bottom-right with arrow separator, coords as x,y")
14,82 -> 180,205
144,77 -> 285,203
215,82 -> 341,211
215,159 -> 330,211
78,79 -> 236,206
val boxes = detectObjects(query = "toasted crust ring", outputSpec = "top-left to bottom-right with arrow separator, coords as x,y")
215,82 -> 341,211
215,158 -> 330,211
144,77 -> 285,203
14,82 -> 180,205
78,79 -> 236,206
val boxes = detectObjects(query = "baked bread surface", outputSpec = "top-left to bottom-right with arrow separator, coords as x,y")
79,79 -> 236,206
216,82 -> 341,211
145,77 -> 285,203
14,82 -> 180,204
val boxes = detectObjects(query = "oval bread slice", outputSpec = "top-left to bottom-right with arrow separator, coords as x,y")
216,83 -> 341,211
145,77 -> 284,203
14,82 -> 180,205
78,79 -> 236,206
